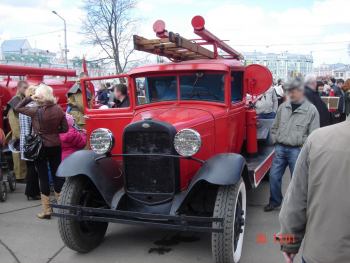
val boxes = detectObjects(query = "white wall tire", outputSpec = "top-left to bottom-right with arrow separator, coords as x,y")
212,178 -> 246,263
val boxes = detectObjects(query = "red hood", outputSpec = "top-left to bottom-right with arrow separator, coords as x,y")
133,105 -> 215,131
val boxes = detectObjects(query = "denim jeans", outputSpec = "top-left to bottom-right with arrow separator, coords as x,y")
258,112 -> 276,119
269,144 -> 301,206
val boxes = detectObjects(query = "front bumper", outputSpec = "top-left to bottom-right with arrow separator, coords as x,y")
51,204 -> 223,233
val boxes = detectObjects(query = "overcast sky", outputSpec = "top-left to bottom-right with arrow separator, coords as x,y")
0,0 -> 349,66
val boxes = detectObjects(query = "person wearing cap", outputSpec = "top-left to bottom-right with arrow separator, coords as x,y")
66,72 -> 93,129
264,77 -> 320,212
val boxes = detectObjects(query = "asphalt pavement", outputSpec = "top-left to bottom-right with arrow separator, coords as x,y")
0,173 -> 301,263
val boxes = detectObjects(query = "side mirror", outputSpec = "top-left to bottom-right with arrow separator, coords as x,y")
245,64 -> 273,96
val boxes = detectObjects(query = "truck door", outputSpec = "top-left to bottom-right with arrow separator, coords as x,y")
80,75 -> 135,155
228,70 -> 246,153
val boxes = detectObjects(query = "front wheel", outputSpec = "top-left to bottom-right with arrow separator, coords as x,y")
58,177 -> 108,253
212,178 -> 247,263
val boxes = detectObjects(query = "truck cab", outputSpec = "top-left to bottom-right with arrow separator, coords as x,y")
54,16 -> 274,263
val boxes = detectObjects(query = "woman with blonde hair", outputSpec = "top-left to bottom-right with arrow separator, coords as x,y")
15,84 -> 68,219
19,85 -> 40,200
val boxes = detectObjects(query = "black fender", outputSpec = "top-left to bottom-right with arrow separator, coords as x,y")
56,150 -> 123,206
170,153 -> 247,214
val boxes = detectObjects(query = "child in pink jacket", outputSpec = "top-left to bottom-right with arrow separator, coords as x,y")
59,114 -> 87,160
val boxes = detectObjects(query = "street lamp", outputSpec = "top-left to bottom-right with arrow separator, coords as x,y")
52,10 -> 68,68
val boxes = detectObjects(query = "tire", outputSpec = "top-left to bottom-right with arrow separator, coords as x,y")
212,178 -> 247,263
58,177 -> 108,253
0,181 -> 8,202
8,172 -> 16,192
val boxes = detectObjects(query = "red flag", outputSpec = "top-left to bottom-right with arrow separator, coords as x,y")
82,56 -> 88,74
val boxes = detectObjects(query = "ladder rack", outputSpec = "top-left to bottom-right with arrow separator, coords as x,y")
134,32 -> 219,62
133,16 -> 244,62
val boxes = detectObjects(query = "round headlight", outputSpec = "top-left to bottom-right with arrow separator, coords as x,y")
174,129 -> 201,157
90,128 -> 114,154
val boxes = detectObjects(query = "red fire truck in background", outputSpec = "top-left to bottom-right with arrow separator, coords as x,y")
0,65 -> 77,132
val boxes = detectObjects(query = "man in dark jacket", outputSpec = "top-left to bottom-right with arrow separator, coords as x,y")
333,79 -> 346,122
110,84 -> 130,108
304,74 -> 331,127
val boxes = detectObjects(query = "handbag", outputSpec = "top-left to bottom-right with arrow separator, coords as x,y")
23,109 -> 43,160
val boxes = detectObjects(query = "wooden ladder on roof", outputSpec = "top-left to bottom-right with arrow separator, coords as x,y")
133,16 -> 243,62
134,32 -> 221,62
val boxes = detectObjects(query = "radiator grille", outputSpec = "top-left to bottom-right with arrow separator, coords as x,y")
124,130 -> 176,195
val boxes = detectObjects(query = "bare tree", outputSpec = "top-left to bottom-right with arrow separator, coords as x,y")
82,0 -> 138,73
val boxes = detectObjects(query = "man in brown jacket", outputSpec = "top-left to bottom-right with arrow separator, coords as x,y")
6,80 -> 28,180
279,120 -> 350,263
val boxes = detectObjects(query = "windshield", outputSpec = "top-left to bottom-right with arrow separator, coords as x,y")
135,72 -> 226,105
180,73 -> 224,102
135,76 -> 177,105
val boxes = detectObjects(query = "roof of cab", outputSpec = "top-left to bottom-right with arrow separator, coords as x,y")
128,59 -> 244,75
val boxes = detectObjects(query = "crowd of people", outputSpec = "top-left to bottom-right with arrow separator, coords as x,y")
4,82 -> 87,219
97,82 -> 130,109
2,73 -> 350,262
255,75 -> 350,263
2,77 -> 131,218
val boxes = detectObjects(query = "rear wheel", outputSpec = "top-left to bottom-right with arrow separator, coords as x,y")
212,178 -> 246,263
58,177 -> 108,253
0,181 -> 8,202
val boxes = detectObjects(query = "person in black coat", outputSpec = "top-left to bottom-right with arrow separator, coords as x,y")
333,79 -> 346,122
109,83 -> 130,108
304,75 -> 331,127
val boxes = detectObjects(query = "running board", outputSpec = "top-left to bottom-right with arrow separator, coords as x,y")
246,144 -> 274,188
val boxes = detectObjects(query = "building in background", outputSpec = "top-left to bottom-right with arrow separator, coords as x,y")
313,63 -> 350,79
1,39 -> 56,67
0,39 -> 103,76
244,51 -> 313,81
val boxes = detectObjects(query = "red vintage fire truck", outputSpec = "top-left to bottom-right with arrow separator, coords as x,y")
53,16 -> 274,263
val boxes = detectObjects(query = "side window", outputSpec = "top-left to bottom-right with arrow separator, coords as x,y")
231,71 -> 243,103
135,78 -> 147,104
135,76 -> 177,105
86,78 -> 130,110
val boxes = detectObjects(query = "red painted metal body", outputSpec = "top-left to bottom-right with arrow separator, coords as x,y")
245,109 -> 258,154
0,64 -> 77,130
82,62 -> 271,190
80,16 -> 273,191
